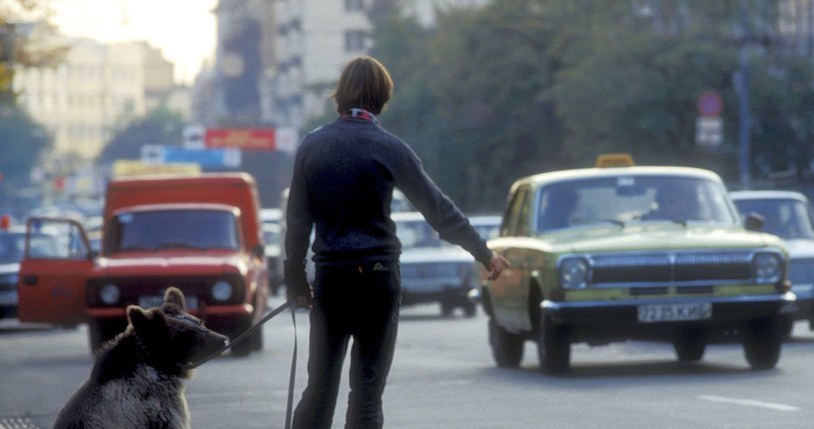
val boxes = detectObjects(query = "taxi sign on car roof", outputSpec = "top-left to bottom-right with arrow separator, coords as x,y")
595,153 -> 634,168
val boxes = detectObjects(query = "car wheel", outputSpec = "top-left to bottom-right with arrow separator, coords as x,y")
89,319 -> 127,354
673,329 -> 706,362
230,316 -> 263,357
743,317 -> 782,370
441,301 -> 455,317
537,315 -> 570,374
488,318 -> 523,368
462,300 -> 477,318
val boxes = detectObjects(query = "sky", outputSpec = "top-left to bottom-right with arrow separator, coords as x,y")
49,0 -> 218,85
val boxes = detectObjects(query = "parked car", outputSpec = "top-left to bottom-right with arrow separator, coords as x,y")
0,222 -> 62,320
730,190 -> 814,332
393,211 -> 479,317
479,156 -> 795,373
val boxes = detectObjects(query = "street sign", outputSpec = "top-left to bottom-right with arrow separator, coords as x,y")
697,91 -> 723,117
141,145 -> 242,168
696,116 -> 723,147
183,125 -> 206,149
206,128 -> 276,151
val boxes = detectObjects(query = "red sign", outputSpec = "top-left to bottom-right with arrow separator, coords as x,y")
205,128 -> 276,151
697,91 -> 723,117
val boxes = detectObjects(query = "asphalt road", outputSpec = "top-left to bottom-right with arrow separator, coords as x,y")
3,295 -> 814,429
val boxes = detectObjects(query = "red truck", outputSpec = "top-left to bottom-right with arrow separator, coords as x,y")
18,173 -> 269,356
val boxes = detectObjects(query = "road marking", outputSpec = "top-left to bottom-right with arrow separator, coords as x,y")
698,395 -> 800,412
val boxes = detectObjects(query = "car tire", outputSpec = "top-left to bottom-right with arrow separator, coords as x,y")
743,316 -> 782,370
441,301 -> 455,317
673,329 -> 706,362
462,300 -> 477,318
488,318 -> 523,368
537,315 -> 570,374
230,316 -> 263,357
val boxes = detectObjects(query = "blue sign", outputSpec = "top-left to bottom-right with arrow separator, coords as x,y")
163,148 -> 241,168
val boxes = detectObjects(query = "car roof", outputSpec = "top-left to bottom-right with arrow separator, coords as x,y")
512,166 -> 724,189
729,189 -> 809,202
391,211 -> 426,222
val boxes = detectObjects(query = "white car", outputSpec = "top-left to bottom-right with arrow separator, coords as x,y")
393,212 -> 479,317
730,190 -> 814,332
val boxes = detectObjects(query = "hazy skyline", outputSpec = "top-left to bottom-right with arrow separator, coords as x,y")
50,0 -> 218,85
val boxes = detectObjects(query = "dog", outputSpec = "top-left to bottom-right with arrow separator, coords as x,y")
53,287 -> 229,429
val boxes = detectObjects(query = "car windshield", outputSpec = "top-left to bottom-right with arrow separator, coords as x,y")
733,198 -> 814,240
395,218 -> 448,249
535,175 -> 737,232
109,209 -> 240,252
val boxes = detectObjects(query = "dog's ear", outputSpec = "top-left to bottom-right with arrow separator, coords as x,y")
128,305 -> 166,335
127,305 -> 150,331
164,287 -> 186,310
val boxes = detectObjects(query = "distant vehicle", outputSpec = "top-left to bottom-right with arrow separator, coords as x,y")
730,190 -> 814,332
468,214 -> 501,240
393,211 -> 479,317
480,155 -> 795,373
17,173 -> 269,356
0,222 -> 62,320
261,208 -> 284,295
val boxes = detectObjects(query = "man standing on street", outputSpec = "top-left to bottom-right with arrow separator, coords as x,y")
284,56 -> 509,429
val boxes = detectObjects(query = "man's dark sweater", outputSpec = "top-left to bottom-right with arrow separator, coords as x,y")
284,115 -> 493,296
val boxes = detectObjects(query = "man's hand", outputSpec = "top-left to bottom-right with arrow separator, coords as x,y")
287,292 -> 313,310
485,252 -> 510,281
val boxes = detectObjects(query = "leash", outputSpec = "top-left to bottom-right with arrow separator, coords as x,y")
185,300 -> 299,429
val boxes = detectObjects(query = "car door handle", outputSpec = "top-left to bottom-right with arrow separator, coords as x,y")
22,275 -> 38,285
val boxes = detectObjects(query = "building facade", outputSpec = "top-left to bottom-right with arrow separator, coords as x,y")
13,37 -> 181,159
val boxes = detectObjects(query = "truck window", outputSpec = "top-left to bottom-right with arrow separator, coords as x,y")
109,210 -> 240,252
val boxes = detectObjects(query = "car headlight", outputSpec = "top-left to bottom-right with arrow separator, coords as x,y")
99,284 -> 120,305
559,257 -> 589,289
753,252 -> 782,283
458,264 -> 478,287
212,280 -> 233,302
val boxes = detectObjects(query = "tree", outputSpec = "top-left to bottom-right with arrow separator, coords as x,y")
98,107 -> 186,164
0,102 -> 49,183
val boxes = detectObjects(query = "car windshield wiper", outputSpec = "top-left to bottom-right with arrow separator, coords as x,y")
155,242 -> 208,251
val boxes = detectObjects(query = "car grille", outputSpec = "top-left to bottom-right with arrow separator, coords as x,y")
789,257 -> 814,285
87,275 -> 245,307
588,251 -> 758,287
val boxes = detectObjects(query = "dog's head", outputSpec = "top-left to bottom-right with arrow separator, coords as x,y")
127,287 -> 229,377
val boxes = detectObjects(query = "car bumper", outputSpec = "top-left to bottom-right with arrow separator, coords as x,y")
401,283 -> 473,305
789,284 -> 814,321
87,303 -> 255,319
542,293 -> 796,326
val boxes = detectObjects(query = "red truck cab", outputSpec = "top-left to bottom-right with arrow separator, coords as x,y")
18,173 -> 269,355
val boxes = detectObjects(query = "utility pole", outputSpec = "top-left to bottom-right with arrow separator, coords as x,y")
734,1 -> 752,188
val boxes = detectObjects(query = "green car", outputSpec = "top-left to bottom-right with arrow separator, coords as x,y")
480,162 -> 796,373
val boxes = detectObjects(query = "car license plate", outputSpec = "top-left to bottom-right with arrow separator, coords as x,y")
637,302 -> 711,323
139,295 -> 198,309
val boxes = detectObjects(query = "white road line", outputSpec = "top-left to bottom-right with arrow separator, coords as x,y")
698,395 -> 800,412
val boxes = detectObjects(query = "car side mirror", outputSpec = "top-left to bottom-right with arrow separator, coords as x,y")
744,212 -> 764,232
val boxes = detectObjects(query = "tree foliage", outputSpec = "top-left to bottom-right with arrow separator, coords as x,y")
0,102 -> 49,184
98,107 -> 186,164
369,0 -> 809,212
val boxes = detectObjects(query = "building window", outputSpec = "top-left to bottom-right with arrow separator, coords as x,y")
345,0 -> 365,12
344,30 -> 367,52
